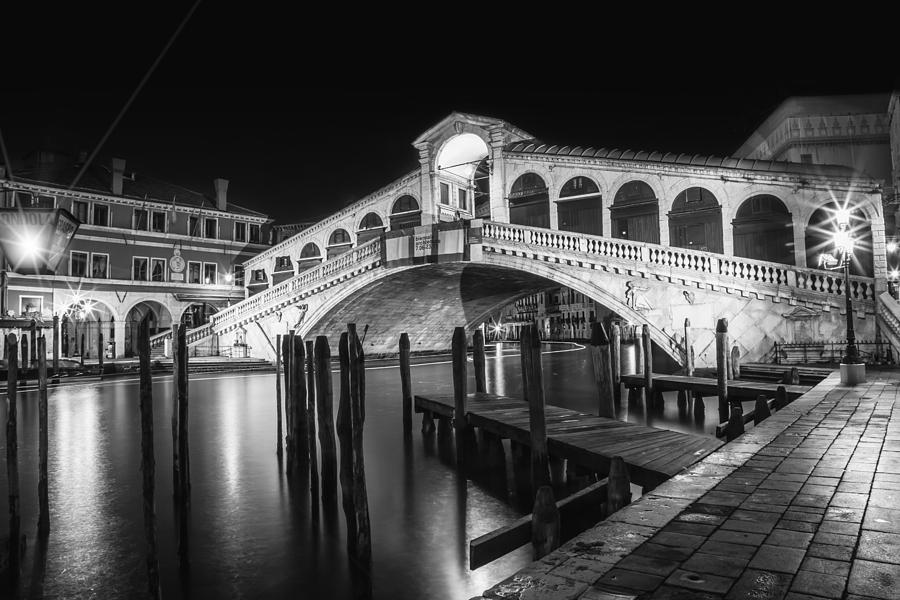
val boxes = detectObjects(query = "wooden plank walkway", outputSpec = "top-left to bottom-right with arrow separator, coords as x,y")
620,373 -> 811,399
414,391 -> 723,489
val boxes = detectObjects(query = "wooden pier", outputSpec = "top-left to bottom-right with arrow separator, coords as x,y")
415,391 -> 723,490
620,373 -> 811,400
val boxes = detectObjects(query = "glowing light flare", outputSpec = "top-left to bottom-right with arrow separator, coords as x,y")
833,229 -> 855,255
888,242 -> 898,253
834,207 -> 852,229
224,273 -> 233,283
891,269 -> 899,280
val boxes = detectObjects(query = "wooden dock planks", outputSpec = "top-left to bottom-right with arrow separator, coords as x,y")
414,391 -> 723,488
620,373 -> 810,399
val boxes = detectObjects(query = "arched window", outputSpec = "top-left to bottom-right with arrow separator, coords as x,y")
733,195 -> 794,265
509,173 -> 549,228
327,228 -> 352,259
357,212 -> 385,244
805,202 -> 873,277
390,195 -> 421,230
296,242 -> 321,273
611,181 -> 659,243
669,187 -> 723,253
558,176 -> 602,235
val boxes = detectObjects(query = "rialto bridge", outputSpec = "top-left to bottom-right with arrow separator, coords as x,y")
162,112 -> 897,367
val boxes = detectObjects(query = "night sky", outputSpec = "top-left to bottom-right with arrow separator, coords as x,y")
2,4 -> 895,225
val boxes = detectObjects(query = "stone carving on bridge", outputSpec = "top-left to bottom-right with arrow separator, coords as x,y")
683,290 -> 696,305
625,280 -> 653,313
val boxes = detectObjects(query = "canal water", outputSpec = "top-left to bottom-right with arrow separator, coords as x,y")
0,342 -> 725,599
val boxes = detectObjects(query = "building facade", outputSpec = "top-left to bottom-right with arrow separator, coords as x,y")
0,151 -> 273,358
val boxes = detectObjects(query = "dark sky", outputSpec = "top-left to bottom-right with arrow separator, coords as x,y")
2,4 -> 896,225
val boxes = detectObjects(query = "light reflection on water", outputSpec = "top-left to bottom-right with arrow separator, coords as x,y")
0,342 -> 723,599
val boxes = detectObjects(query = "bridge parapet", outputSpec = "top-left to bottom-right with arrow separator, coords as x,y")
481,221 -> 877,306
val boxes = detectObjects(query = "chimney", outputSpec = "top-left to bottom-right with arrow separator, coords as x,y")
111,158 -> 126,195
214,178 -> 229,211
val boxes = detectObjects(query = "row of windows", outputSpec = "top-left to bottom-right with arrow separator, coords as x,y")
438,182 -> 469,212
10,193 -> 263,243
69,251 -> 244,285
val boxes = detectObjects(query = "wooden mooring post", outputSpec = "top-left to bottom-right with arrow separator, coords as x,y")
726,404 -> 745,442
774,385 -> 788,410
731,346 -> 741,379
52,314 -> 59,376
531,486 -> 560,560
641,324 -> 656,409
275,334 -> 283,460
337,332 -> 357,553
175,325 -> 190,505
684,318 -> 694,376
289,333 -> 308,474
451,326 -> 474,466
589,322 -> 615,418
399,333 -> 412,435
5,334 -> 22,582
21,333 -> 28,374
137,318 -> 161,599
314,335 -> 338,500
347,324 -> 372,570
473,329 -> 486,393
610,323 -> 622,405
171,325 -> 181,497
607,456 -> 631,514
282,333 -> 293,467
38,336 -> 49,534
98,332 -> 104,374
306,340 -> 319,501
754,394 -> 772,425
521,323 -> 550,490
716,318 -> 729,423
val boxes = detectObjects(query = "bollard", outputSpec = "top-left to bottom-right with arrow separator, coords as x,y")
753,394 -> 771,425
531,486 -> 560,560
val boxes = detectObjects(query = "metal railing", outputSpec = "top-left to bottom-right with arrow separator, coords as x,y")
772,341 -> 896,365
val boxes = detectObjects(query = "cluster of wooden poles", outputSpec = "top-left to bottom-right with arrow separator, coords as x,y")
273,323 -> 371,577
398,324 -> 633,562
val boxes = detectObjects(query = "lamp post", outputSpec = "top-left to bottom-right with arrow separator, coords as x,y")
834,208 -> 865,384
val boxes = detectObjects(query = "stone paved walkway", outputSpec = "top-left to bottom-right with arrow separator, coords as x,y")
480,370 -> 900,600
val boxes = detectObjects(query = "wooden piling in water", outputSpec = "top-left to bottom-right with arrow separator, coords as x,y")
589,322 -> 615,419
754,394 -> 771,425
726,404 -> 745,442
610,323 -> 622,405
641,324 -> 652,407
171,325 -> 181,498
175,325 -> 190,505
21,333 -> 28,372
282,333 -> 293,467
452,326 -> 472,466
782,367 -> 800,385
52,315 -> 59,376
399,333 -> 412,435
774,385 -> 788,410
98,332 -> 104,374
716,318 -> 729,423
634,330 -> 644,376
684,318 -> 694,376
473,329 -> 486,394
290,334 -> 308,474
521,323 -> 550,491
336,332 -> 357,553
607,456 -> 631,514
80,333 -> 84,366
306,340 -> 319,500
137,318 -> 161,599
5,334 -> 21,581
275,334 -> 283,460
348,324 -> 372,570
531,486 -> 560,560
731,346 -> 741,379
314,336 -> 338,499
38,336 -> 49,534
30,319 -> 37,367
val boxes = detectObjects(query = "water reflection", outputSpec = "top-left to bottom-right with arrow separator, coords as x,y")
0,342 -> 729,599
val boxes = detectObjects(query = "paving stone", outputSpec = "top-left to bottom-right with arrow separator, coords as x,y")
848,559 -> 900,599
748,544 -> 806,573
807,542 -> 854,561
550,557 -> 613,584
823,506 -> 864,523
829,492 -> 869,509
664,569 -> 733,595
812,531 -> 857,547
651,532 -> 706,550
699,491 -> 749,508
633,542 -> 695,563
688,503 -> 736,517
862,506 -> 900,534
777,459 -> 818,474
791,494 -> 831,509
765,529 -> 813,549
867,487 -> 900,509
675,512 -> 725,526
580,586 -> 644,600
709,530 -> 766,546
595,567 -> 664,592
725,569 -> 792,600
758,479 -> 804,492
483,573 -> 589,600
818,520 -> 860,536
790,569 -> 847,598
836,481 -> 871,493
841,471 -> 874,483
776,519 -> 818,533
646,584 -> 723,599
699,540 -> 758,560
681,552 -> 749,579
660,521 -> 716,537
806,475 -> 842,486
799,484 -> 837,497
856,530 -> 900,564
811,468 -> 845,478
800,556 -> 851,577
615,553 -> 680,578
768,473 -> 810,483
720,510 -> 780,534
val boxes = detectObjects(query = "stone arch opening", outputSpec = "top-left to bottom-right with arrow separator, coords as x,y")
124,300 -> 173,357
297,242 -> 322,273
557,176 -> 603,235
805,201 -> 873,277
326,228 -> 353,259
436,133 -> 490,218
357,212 -> 385,244
390,195 -> 421,230
60,299 -> 115,359
668,187 -> 723,253
509,172 -> 550,228
732,194 -> 794,265
611,181 -> 660,243
179,302 -> 219,329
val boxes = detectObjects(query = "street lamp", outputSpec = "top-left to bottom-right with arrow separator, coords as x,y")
834,207 -> 865,384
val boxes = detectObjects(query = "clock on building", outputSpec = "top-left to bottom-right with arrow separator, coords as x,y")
169,248 -> 185,273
